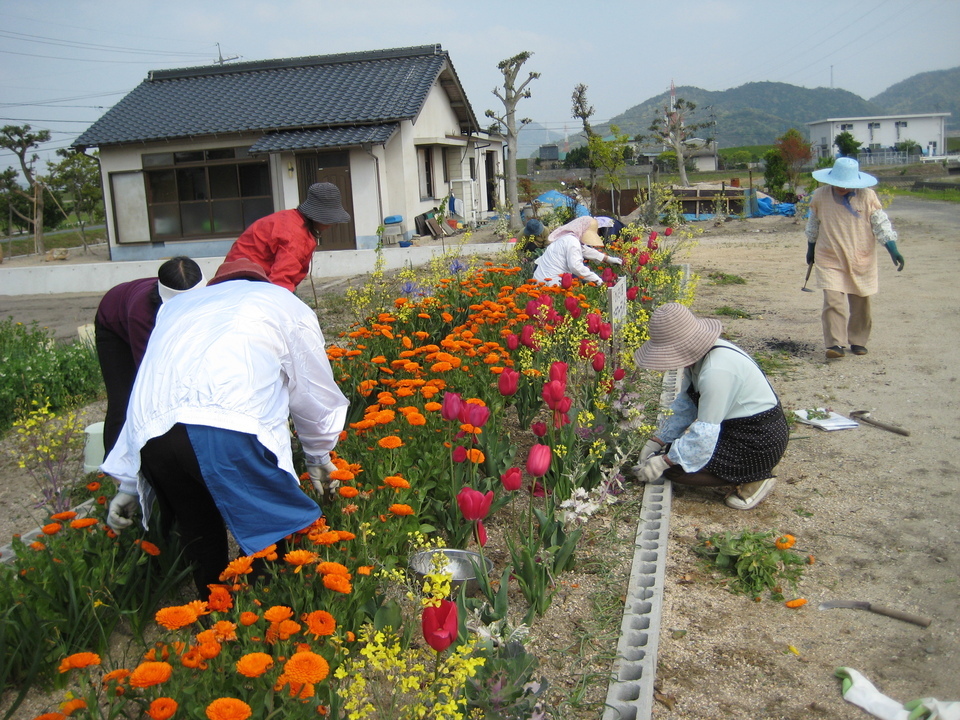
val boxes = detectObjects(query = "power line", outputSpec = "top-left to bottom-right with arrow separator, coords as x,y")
0,48 -> 213,65
0,29 -> 213,57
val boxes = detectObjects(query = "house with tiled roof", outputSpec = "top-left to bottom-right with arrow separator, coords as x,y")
73,44 -> 503,260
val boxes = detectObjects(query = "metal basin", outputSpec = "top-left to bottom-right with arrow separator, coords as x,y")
408,548 -> 493,597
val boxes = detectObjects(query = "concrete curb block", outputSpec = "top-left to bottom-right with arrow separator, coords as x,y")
0,498 -> 97,564
602,367 -> 682,720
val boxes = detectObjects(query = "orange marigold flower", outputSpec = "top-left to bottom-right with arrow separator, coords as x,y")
377,436 -> 404,449
101,668 -> 130,684
251,544 -> 277,559
384,475 -> 410,489
33,714 -> 67,720
69,518 -> 98,529
343,504 -> 359,515
206,585 -> 234,612
59,697 -> 87,714
147,697 -> 178,720
304,610 -> 336,637
284,651 -> 329,684
86,481 -> 101,492
317,561 -> 349,576
30,541 -> 45,551
180,647 -> 205,669
338,486 -> 360,498
155,605 -> 200,631
775,534 -> 796,550
357,566 -> 373,575
50,511 -> 77,521
263,605 -> 294,623
406,413 -> 427,426
329,468 -> 355,481
785,598 -> 808,609
198,641 -> 222,659
211,621 -> 237,642
323,573 -> 352,594
42,523 -> 62,535
284,550 -> 319,572
141,540 -> 162,556
278,620 -> 301,640
205,697 -> 253,720
236,652 -> 274,678
128,661 -> 173,688
98,496 -> 109,507
425,402 -> 442,412
58,652 -> 101,673
313,531 -> 343,546
465,449 -> 485,464
337,530 -> 356,541
219,556 -> 254,582
239,611 -> 259,626
389,504 -> 414,516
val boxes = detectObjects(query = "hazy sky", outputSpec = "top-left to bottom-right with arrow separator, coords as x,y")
2,0 -> 958,169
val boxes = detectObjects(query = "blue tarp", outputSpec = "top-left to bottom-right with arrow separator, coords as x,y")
534,190 -> 591,218
754,196 -> 795,217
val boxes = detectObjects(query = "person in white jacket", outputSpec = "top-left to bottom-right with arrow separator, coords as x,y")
532,216 -> 622,286
102,258 -> 349,596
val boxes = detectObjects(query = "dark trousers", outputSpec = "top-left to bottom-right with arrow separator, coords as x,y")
94,320 -> 137,457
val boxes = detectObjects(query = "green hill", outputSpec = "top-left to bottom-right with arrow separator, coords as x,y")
869,67 -> 960,132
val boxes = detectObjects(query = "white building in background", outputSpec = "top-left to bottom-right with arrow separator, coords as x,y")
807,113 -> 950,160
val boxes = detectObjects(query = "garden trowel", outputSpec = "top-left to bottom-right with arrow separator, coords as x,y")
801,263 -> 814,292
818,600 -> 931,628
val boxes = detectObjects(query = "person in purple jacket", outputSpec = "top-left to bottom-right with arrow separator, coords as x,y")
94,257 -> 204,456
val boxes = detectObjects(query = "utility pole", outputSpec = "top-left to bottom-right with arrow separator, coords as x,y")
216,43 -> 240,66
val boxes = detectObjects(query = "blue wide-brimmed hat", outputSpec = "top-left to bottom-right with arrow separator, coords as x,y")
812,157 -> 877,189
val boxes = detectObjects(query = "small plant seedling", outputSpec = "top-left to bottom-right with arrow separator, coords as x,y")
708,271 -> 746,285
715,306 -> 752,319
793,507 -> 814,518
753,351 -> 794,376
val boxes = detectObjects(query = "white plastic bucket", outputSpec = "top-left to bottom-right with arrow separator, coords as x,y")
83,421 -> 105,474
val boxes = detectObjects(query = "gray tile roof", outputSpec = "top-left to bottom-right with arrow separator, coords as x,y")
248,124 -> 399,153
73,45 -> 478,150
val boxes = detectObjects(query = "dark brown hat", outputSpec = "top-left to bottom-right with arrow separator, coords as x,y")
208,258 -> 270,286
297,182 -> 351,224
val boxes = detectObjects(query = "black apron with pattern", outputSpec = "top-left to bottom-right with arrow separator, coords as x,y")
686,345 -> 789,485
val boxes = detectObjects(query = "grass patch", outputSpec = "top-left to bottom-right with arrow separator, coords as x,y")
708,271 -> 746,285
887,186 -> 960,203
1,227 -> 108,258
715,306 -> 752,319
752,350 -> 794,376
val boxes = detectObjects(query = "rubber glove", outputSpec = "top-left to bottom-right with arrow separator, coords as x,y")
640,438 -> 663,461
905,698 -> 960,720
635,454 -> 670,483
308,461 -> 340,503
885,241 -> 905,271
835,667 -> 909,720
606,255 -> 624,266
107,490 -> 139,532
806,242 -> 816,266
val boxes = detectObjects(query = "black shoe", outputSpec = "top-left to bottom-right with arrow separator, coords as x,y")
850,345 -> 868,355
826,346 -> 845,359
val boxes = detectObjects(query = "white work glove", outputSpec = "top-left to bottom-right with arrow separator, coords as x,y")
308,461 -> 340,503
641,438 -> 663,461
635,454 -> 670,483
607,255 -> 624,266
107,490 -> 139,531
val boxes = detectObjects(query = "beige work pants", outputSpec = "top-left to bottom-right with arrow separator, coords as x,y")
822,289 -> 871,348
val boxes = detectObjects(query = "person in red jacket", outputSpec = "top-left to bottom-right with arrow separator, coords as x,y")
224,182 -> 351,291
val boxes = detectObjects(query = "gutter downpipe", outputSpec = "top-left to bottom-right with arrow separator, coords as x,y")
362,143 -> 384,227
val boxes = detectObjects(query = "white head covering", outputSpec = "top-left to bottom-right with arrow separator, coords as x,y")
158,270 -> 206,302
547,216 -> 603,246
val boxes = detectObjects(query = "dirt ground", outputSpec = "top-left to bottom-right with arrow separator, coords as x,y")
1,196 -> 958,718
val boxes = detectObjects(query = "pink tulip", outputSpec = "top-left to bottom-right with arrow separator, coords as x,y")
542,379 -> 566,409
519,324 -> 537,349
586,313 -> 602,334
560,273 -> 574,289
531,421 -> 547,437
476,520 -> 488,547
457,486 -> 493,520
498,367 -> 519,397
564,296 -> 580,314
526,443 -> 552,477
422,600 -> 458,652
458,402 -> 490,428
664,227 -> 673,236
599,322 -> 612,340
627,286 -> 638,301
556,396 -> 572,414
440,392 -> 463,421
505,333 -> 519,351
531,480 -> 547,497
613,367 -> 626,381
452,445 -> 468,463
501,467 -> 522,491
592,352 -> 606,372
549,361 -> 568,384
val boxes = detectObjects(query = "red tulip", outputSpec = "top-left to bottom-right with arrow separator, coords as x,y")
579,338 -> 598,358
526,443 -> 552,477
601,267 -> 615,284
586,313 -> 602,334
648,231 -> 658,243
532,480 -> 547,497
549,361 -> 568,384
422,600 -> 458,652
476,520 -> 488,547
664,227 -> 673,236
457,486 -> 493,520
519,324 -> 537,349
498,367 -> 519,397
452,445 -> 468,463
564,296 -> 580,314
627,286 -> 639,301
531,421 -> 547,437
592,352 -> 606,372
598,322 -> 612,340
458,402 -> 490,428
440,392 -> 463,421
501,467 -> 522,491
556,396 -> 572,414
560,273 -> 574,289
647,239 -> 659,251
637,252 -> 650,266
542,379 -> 566,409
613,367 -> 626,381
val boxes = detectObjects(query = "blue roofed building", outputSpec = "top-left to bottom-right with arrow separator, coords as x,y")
72,44 -> 503,259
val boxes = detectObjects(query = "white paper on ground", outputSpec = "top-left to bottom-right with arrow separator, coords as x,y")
795,409 -> 860,431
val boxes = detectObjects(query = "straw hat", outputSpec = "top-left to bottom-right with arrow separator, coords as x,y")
633,303 -> 722,370
297,182 -> 351,224
812,157 -> 877,189
580,217 -> 603,247
208,258 -> 270,286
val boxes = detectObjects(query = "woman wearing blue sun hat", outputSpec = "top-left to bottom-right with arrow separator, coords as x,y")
805,156 -> 905,360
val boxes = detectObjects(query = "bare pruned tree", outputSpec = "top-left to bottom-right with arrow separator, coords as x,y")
1,124 -> 52,253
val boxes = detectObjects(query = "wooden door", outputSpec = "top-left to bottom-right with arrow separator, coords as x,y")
296,152 -> 356,251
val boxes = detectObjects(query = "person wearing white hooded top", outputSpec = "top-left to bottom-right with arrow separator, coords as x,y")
532,216 -> 623,286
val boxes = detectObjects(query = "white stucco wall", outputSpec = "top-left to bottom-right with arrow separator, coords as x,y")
807,114 -> 949,157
